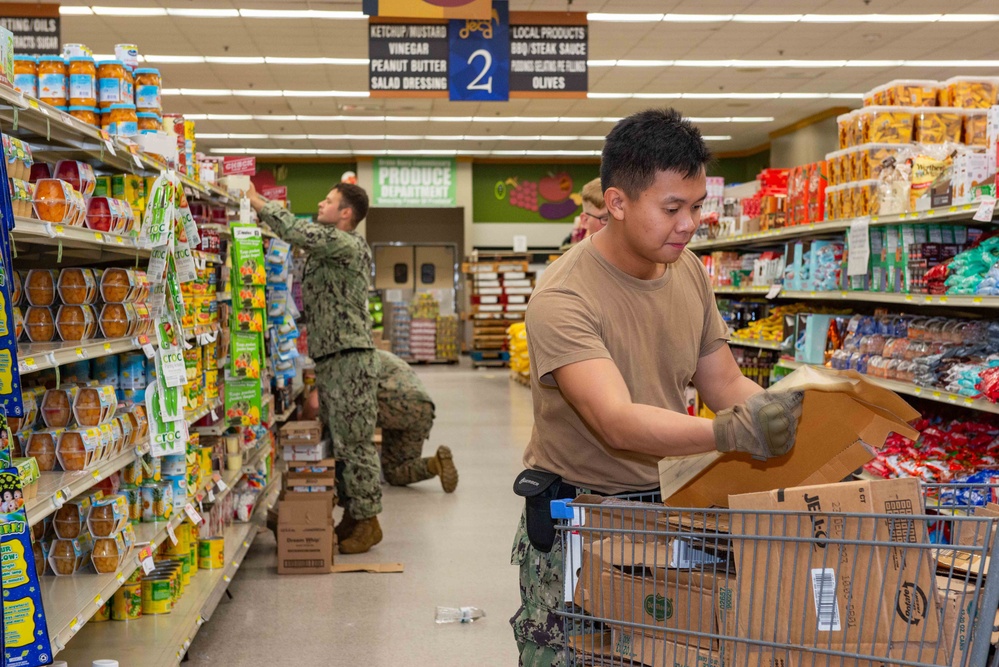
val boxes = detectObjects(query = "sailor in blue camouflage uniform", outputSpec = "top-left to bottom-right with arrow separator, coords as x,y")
248,181 -> 384,554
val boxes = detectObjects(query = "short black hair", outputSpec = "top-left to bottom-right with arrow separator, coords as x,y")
600,108 -> 712,199
333,182 -> 369,226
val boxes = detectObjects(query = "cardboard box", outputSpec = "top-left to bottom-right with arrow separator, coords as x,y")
280,420 -> 323,446
276,494 -> 334,574
575,540 -> 735,650
611,629 -> 726,667
938,574 -> 999,667
728,478 -> 940,647
282,440 -> 330,462
284,464 -> 336,489
659,366 -> 920,509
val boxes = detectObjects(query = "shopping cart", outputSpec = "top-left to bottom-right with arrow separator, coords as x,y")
551,482 -> 999,667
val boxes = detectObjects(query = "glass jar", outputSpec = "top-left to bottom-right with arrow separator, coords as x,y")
97,59 -> 125,109
37,55 -> 68,107
68,56 -> 97,107
133,68 -> 161,113
109,104 -> 138,137
13,56 -> 37,97
137,112 -> 161,132
68,106 -> 99,126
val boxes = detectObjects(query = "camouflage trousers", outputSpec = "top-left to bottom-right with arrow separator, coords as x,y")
510,507 -> 569,667
378,397 -> 436,486
315,350 -> 381,520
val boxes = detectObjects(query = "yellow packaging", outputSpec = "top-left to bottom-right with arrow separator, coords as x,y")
964,111 -> 988,147
910,153 -> 951,210
914,108 -> 962,144
205,370 -> 219,400
199,446 -> 213,482
942,77 -> 999,108
141,577 -> 173,615
861,106 -> 914,144
198,536 -> 225,569
189,536 -> 199,574
853,180 -> 879,218
854,144 -> 901,181
112,582 -> 141,621
840,183 -> 856,220
93,601 -> 111,622
111,174 -> 146,219
885,79 -> 938,107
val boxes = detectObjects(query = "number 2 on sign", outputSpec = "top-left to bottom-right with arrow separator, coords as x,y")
467,49 -> 493,93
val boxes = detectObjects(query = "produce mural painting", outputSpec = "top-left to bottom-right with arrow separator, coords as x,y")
473,163 -> 598,223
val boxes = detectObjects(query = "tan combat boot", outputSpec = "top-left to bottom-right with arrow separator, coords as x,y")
339,517 -> 383,554
426,445 -> 459,493
335,512 -> 357,542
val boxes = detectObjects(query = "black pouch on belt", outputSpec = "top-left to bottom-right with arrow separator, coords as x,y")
513,469 -> 574,553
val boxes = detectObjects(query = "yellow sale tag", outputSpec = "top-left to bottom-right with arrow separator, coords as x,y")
974,297 -> 984,303
949,207 -> 958,213
913,387 -> 923,395
904,295 -> 913,302
92,470 -> 101,480
22,357 -> 36,370
75,348 -> 85,359
103,343 -> 112,353
932,391 -> 942,399
54,225 -> 64,235
27,99 -> 39,110
94,232 -> 103,242
94,595 -> 103,607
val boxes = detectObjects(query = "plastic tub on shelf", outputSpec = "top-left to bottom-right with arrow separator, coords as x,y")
853,143 -> 904,181
53,160 -> 96,197
863,83 -> 890,107
32,179 -> 86,225
857,106 -> 915,144
962,109 -> 988,147
884,79 -> 938,107
913,107 -> 963,144
940,76 -> 999,108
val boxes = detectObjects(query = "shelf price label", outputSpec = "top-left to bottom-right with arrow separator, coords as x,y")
139,545 -> 156,574
128,144 -> 144,169
20,357 -> 37,372
92,469 -> 101,481
98,129 -> 117,156
75,347 -> 87,359
184,503 -> 203,525
167,521 -> 178,545
94,595 -> 104,607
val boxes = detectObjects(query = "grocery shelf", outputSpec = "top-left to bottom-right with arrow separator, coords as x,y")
18,336 -> 148,375
12,217 -> 148,259
56,484 -> 279,666
776,360 -> 999,415
0,87 -> 231,208
727,338 -> 785,352
45,511 -> 187,656
185,397 -> 223,426
689,204 -> 993,252
183,322 -> 221,343
716,287 -> 999,309
26,444 -> 145,528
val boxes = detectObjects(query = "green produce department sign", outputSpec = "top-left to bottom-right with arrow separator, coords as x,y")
373,157 -> 458,207
473,162 -> 598,223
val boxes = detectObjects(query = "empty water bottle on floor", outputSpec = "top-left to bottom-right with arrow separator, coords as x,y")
435,606 -> 486,623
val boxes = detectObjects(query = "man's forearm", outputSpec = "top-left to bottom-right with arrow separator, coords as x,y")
602,403 -> 716,458
710,375 -> 765,412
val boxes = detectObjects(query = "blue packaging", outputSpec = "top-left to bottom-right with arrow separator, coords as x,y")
119,351 -> 146,389
92,354 -> 120,386
63,359 -> 91,383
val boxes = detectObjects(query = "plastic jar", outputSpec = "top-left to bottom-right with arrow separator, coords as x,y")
133,68 -> 161,112
97,59 -> 126,109
122,67 -> 134,105
108,104 -> 138,137
14,56 -> 37,97
68,56 -> 97,107
37,55 -> 68,107
137,112 -> 161,132
68,106 -> 99,126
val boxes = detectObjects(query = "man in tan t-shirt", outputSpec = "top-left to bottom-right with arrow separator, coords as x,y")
510,108 -> 803,666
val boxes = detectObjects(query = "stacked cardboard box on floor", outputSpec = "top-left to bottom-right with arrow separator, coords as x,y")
569,368 -> 997,667
277,420 -> 336,574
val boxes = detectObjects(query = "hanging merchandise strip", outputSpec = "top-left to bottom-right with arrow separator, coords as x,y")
0,131 -> 24,418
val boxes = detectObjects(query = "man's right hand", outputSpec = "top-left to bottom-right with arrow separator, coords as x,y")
713,390 -> 804,460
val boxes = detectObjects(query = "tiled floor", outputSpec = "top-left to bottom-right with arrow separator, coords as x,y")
187,361 -> 533,666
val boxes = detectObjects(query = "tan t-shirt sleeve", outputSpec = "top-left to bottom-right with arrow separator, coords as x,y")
692,255 -> 730,358
526,289 -> 612,387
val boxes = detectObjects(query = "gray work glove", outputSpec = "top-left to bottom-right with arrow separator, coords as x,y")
713,391 -> 804,461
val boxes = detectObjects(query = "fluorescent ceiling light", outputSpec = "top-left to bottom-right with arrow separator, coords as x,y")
196,133 -> 619,142
59,6 -> 94,15
166,8 -> 239,17
91,6 -> 167,16
595,92 -> 862,100
238,9 -> 364,19
185,113 -> 772,124
586,12 -> 999,23
161,88 -> 371,98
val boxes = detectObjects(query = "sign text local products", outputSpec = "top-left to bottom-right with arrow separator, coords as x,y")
368,9 -> 587,99
374,157 -> 457,207
508,12 -> 587,97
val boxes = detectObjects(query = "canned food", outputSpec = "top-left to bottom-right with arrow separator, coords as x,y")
188,538 -> 199,574
140,482 -> 172,522
112,582 -> 141,621
198,536 -> 225,570
121,459 -> 143,486
141,577 -> 173,615
119,351 -> 147,389
162,453 -> 186,478
143,453 -> 161,482
122,486 -> 141,523
167,477 -> 187,514
93,601 -> 111,622
178,551 -> 192,587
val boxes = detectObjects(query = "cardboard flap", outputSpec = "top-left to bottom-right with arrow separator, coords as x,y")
278,498 -> 330,525
773,365 -> 920,426
589,536 -> 672,570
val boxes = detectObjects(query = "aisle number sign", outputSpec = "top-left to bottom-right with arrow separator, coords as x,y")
368,6 -> 587,99
373,158 -> 457,207
448,1 -> 509,101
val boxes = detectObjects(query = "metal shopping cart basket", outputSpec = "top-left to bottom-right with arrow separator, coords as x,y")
550,481 -> 999,667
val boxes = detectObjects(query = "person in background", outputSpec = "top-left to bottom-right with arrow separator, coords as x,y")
578,177 -> 609,237
247,182 -> 384,555
335,349 -> 459,538
510,108 -> 803,665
